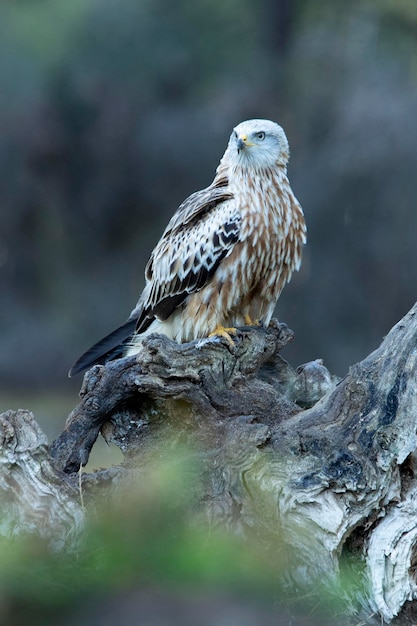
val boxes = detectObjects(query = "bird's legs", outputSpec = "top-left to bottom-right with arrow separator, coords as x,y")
243,314 -> 261,326
209,325 -> 237,347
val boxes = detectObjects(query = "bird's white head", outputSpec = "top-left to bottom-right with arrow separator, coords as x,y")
225,119 -> 290,170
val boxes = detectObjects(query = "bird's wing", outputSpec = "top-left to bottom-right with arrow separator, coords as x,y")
133,183 -> 241,330
69,182 -> 239,377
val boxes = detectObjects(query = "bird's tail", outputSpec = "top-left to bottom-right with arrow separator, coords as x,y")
68,319 -> 137,377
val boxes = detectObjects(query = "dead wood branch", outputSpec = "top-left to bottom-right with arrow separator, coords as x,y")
3,306 -> 417,623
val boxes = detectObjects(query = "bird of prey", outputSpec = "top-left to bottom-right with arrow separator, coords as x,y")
69,118 -> 306,377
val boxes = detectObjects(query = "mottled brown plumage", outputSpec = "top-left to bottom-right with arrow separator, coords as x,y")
69,119 -> 306,376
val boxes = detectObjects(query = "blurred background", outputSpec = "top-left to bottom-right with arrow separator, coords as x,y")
1,2 -> 416,623
1,0 -> 417,435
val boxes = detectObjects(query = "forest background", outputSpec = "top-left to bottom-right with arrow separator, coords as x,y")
1,0 -> 416,440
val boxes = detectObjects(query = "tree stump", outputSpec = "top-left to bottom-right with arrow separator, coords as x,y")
3,305 -> 417,623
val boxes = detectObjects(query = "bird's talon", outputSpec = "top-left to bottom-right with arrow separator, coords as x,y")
209,325 -> 237,347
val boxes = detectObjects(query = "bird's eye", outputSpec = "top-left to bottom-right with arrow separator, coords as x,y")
233,130 -> 238,139
255,131 -> 266,141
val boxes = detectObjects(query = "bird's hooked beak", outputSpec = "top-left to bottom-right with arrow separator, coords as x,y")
237,134 -> 254,152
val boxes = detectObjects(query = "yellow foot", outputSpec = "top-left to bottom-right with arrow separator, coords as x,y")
209,325 -> 237,347
244,314 -> 261,326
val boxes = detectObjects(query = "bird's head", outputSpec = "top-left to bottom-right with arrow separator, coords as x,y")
225,119 -> 290,170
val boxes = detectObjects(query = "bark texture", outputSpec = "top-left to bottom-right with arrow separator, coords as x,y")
3,306 -> 417,623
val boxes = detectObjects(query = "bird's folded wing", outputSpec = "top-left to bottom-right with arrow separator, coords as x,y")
69,184 -> 240,376
132,185 -> 241,329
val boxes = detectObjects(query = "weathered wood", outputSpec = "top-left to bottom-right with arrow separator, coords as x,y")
0,409 -> 84,549
3,306 -> 417,623
50,322 -> 335,471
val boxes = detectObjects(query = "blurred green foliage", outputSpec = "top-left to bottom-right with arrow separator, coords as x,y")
0,448 -> 365,625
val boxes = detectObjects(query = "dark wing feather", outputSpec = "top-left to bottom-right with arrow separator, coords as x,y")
68,318 -> 138,377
